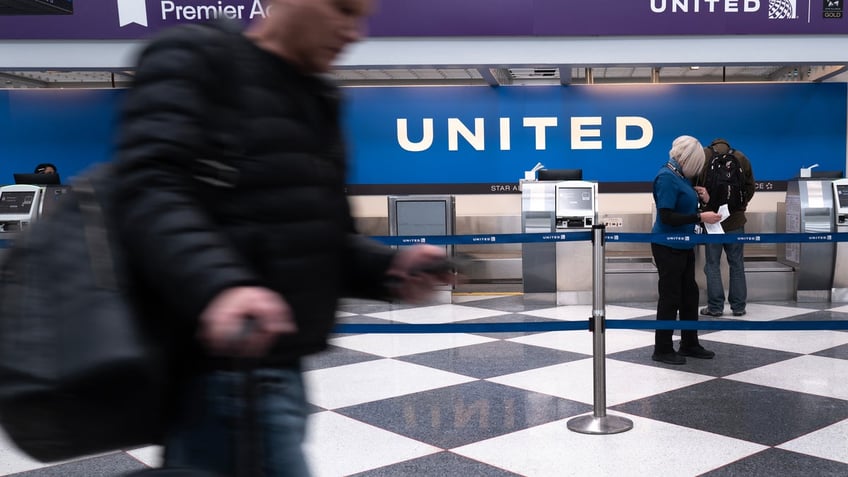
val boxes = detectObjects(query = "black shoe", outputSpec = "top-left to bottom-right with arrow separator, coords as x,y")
652,351 -> 686,365
679,345 -> 716,359
700,307 -> 723,317
733,310 -> 746,316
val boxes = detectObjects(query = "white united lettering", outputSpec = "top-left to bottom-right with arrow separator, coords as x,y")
524,117 -> 558,150
572,117 -> 602,150
650,0 -> 760,13
617,116 -> 653,149
448,118 -> 485,151
396,116 -> 653,152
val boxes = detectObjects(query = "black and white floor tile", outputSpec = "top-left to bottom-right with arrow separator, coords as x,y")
2,297 -> 847,476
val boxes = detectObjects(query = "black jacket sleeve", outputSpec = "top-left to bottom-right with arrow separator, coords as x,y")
113,28 -> 259,322
658,208 -> 700,226
342,234 -> 397,299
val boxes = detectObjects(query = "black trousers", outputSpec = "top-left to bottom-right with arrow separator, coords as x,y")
651,243 -> 701,353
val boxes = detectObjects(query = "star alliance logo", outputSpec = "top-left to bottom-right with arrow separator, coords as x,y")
117,0 -> 149,27
768,0 -> 797,19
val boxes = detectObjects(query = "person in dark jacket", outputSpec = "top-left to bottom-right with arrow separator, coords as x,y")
651,135 -> 722,365
112,1 -> 451,475
697,138 -> 756,317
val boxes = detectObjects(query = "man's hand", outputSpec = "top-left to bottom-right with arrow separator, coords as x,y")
694,186 -> 710,204
198,286 -> 297,357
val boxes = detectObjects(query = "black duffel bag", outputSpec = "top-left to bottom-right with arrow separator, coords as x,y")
0,165 -> 173,462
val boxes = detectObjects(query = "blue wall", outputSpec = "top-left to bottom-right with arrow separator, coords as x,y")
345,83 -> 847,185
0,89 -> 121,183
0,83 -> 845,187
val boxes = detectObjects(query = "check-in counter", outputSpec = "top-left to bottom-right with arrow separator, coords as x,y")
603,210 -> 793,303
386,195 -> 456,303
520,181 -> 557,302
831,179 -> 848,301
779,178 -> 836,301
357,197 -> 796,303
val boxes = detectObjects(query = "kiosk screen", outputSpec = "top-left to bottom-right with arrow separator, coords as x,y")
0,191 -> 35,214
395,200 -> 448,236
837,185 -> 848,209
557,188 -> 592,213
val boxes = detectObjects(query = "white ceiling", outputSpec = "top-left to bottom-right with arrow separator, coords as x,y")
1,34 -> 846,89
1,65 -> 845,89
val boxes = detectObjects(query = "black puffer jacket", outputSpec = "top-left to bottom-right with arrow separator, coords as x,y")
113,24 -> 395,364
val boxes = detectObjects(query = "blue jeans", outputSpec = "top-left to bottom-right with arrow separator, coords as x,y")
704,227 -> 747,313
163,366 -> 310,477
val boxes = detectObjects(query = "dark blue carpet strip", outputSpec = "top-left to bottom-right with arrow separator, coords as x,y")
333,319 -> 848,334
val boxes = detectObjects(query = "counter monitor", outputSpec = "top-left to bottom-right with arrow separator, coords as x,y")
0,191 -> 35,214
835,183 -> 848,214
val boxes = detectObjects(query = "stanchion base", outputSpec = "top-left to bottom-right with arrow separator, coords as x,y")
567,414 -> 633,435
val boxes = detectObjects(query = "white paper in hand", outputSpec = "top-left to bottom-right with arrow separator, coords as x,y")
704,204 -> 730,234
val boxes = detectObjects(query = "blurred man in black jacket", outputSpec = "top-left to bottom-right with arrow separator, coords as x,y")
113,1 -> 450,475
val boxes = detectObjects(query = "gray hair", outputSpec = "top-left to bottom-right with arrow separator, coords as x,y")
669,135 -> 705,179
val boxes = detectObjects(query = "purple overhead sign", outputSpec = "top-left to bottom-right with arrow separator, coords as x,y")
371,0 -> 847,36
0,0 -> 844,40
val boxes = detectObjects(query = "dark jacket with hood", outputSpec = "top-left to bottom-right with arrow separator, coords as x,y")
697,138 -> 756,232
112,24 -> 396,367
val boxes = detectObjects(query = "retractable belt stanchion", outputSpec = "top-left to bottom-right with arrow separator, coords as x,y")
567,224 -> 634,435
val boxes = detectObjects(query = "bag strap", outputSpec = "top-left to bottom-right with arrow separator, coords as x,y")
184,20 -> 247,189
76,24 -> 247,291
75,166 -> 119,290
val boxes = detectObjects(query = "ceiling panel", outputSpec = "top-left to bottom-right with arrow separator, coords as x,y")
0,64 -> 844,89
0,70 -> 134,88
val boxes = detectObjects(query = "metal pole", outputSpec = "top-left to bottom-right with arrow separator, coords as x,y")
567,224 -> 633,434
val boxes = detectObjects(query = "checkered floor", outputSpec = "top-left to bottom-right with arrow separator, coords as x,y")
2,296 -> 848,476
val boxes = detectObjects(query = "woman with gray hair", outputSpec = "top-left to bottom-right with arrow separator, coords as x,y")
650,135 -> 722,365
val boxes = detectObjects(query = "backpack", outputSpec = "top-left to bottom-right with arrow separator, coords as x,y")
0,22 -> 244,463
703,146 -> 746,213
0,165 -> 173,462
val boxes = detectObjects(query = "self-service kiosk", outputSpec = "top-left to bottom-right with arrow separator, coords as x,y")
520,178 -> 598,304
555,180 -> 598,304
832,179 -> 848,301
0,184 -> 43,238
0,184 -> 70,251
